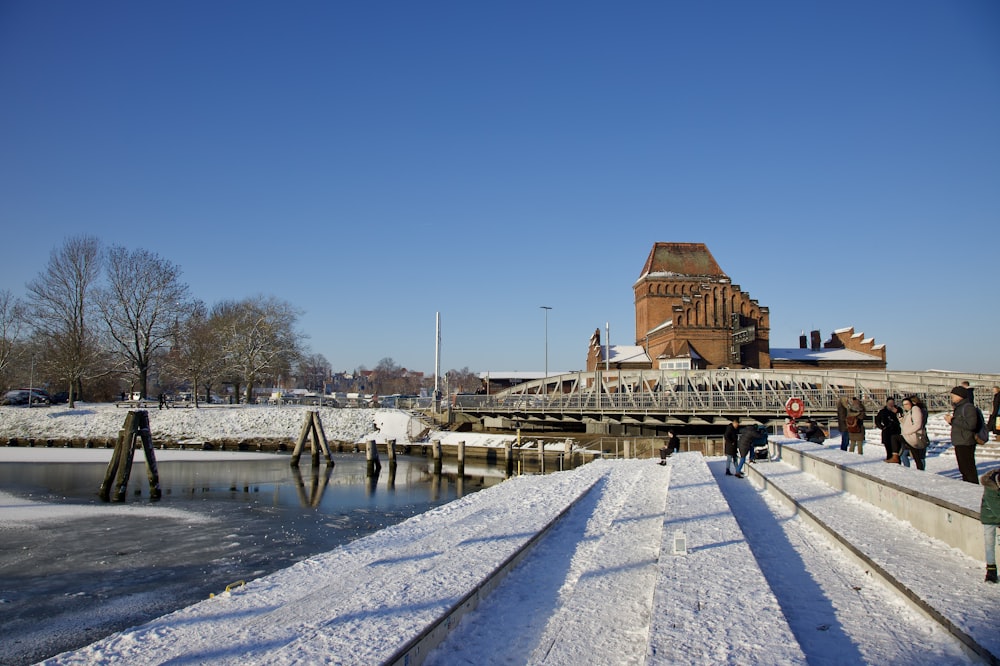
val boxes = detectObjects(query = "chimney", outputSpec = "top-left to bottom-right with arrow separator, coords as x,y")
810,330 -> 821,351
799,331 -> 807,349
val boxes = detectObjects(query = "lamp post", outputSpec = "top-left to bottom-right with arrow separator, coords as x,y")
540,306 -> 552,397
28,353 -> 35,408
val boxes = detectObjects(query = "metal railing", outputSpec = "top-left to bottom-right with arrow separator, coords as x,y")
442,368 -> 999,417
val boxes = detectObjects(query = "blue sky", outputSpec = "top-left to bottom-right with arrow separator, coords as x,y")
2,1 -> 999,375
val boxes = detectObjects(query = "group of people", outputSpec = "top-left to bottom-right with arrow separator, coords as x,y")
848,384 -> 1000,584
873,395 -> 931,470
723,418 -> 769,478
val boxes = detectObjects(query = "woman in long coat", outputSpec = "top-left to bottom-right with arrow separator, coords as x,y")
990,386 -> 1000,441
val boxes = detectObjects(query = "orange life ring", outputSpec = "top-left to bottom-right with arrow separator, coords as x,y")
785,397 -> 805,419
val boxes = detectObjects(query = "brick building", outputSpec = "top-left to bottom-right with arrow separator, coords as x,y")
586,242 -> 886,372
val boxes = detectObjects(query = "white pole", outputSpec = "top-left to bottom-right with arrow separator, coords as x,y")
540,306 -> 552,396
434,312 -> 441,408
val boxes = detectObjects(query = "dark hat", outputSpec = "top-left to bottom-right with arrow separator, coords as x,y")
951,386 -> 970,399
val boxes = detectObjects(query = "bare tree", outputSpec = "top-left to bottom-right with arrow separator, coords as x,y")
97,246 -> 190,399
217,295 -> 304,404
167,301 -> 227,407
0,289 -> 26,384
298,353 -> 332,392
25,236 -> 103,406
445,366 -> 480,394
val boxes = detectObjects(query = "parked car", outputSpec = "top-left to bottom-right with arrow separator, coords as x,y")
1,389 -> 52,406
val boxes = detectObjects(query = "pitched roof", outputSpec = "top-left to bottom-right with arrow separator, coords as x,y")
638,242 -> 728,279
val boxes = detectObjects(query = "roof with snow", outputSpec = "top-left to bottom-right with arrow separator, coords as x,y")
770,347 -> 883,362
598,344 -> 652,365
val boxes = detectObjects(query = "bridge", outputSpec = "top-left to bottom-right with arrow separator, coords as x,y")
431,368 -> 999,435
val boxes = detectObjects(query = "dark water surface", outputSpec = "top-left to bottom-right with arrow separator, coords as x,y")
0,454 -> 499,665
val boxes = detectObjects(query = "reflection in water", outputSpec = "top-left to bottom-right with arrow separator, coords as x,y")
0,453 -> 507,665
290,465 -> 333,507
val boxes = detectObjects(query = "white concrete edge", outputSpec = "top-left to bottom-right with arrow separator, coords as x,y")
747,467 -> 997,666
382,472 -> 607,666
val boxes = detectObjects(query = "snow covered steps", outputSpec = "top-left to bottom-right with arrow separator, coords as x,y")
746,457 -> 1000,665
42,465 -> 608,666
646,454 -> 807,664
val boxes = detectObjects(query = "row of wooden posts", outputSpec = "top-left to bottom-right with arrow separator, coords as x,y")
99,410 -> 578,501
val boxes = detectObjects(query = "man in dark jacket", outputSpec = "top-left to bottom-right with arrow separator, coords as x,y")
875,398 -> 902,461
723,418 -> 740,476
944,386 -> 980,484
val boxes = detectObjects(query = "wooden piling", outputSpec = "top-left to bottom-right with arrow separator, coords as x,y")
431,439 -> 442,475
99,411 -> 160,502
386,438 -> 397,466
457,440 -> 465,476
504,440 -> 514,477
290,410 -> 333,467
366,439 -> 381,475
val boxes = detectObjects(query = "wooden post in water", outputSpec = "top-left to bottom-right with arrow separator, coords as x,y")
99,410 -> 161,502
456,440 -> 465,476
290,410 -> 334,467
431,439 -> 442,475
386,438 -> 397,467
538,439 -> 545,474
366,439 -> 381,475
504,440 -> 514,477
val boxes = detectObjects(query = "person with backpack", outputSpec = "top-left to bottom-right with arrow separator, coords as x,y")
944,386 -> 980,484
980,467 -> 1000,583
837,396 -> 850,451
846,397 -> 866,455
733,425 -> 758,478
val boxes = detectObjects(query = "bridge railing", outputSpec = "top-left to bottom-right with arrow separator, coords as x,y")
455,368 -> 997,416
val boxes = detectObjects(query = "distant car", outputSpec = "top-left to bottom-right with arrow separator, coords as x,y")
1,389 -> 51,406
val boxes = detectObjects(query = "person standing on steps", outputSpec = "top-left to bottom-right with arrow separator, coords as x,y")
990,386 -> 1000,442
875,397 -> 902,461
896,396 -> 929,470
837,396 -> 851,451
944,385 -> 980,484
847,397 -> 866,455
980,467 -> 1000,583
724,417 -> 740,476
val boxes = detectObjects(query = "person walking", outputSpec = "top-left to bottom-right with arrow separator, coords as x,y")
847,397 -> 866,455
875,397 -> 902,461
980,467 -> 1000,583
734,424 -> 756,478
724,418 -> 740,476
990,386 -> 1000,442
837,396 -> 851,451
944,386 -> 980,484
896,396 -> 929,470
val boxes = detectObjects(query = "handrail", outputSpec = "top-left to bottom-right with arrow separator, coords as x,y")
441,368 -> 1000,417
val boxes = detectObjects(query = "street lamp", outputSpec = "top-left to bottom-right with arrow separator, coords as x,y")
540,306 -> 552,397
28,353 -> 35,408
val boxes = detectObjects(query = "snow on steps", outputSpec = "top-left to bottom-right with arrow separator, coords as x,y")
42,465 -> 608,666
746,454 -> 1000,665
646,454 -> 807,665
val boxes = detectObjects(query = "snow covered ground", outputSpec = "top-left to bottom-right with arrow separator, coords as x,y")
2,405 -> 999,664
